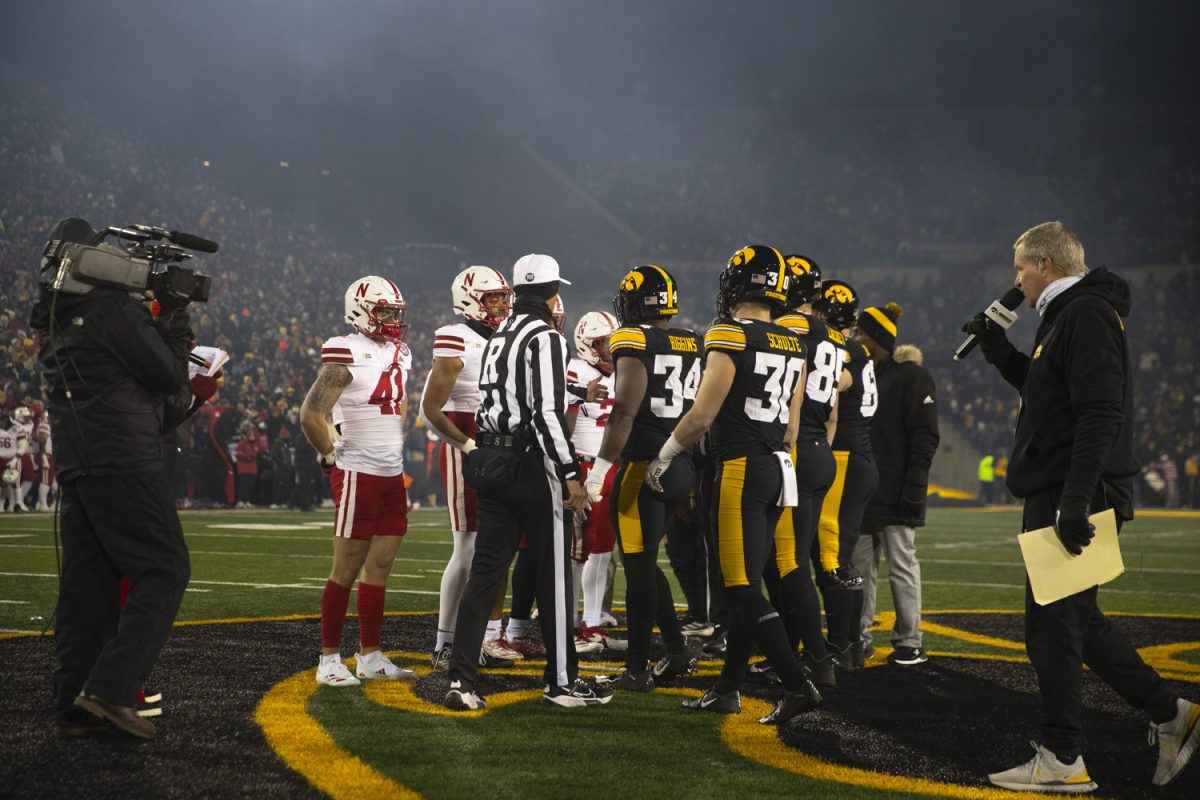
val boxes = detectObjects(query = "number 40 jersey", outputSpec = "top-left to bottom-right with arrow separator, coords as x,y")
321,331 -> 412,477
608,325 -> 702,461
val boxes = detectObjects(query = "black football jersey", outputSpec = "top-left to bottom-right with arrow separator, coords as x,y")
704,317 -> 807,461
776,312 -> 848,441
830,336 -> 877,455
609,324 -> 703,461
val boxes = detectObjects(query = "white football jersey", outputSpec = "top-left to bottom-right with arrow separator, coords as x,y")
36,418 -> 52,455
0,424 -> 24,461
567,359 -> 614,459
320,332 -> 412,477
431,321 -> 489,413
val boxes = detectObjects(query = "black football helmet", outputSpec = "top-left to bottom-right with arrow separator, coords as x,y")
783,254 -> 822,308
612,264 -> 679,326
716,244 -> 789,317
813,278 -> 860,331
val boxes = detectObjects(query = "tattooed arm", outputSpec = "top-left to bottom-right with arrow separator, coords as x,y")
300,364 -> 352,458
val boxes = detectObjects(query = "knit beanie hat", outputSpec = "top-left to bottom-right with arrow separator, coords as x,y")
857,302 -> 903,351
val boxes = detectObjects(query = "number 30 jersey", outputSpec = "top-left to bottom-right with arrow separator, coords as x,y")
830,337 -> 877,456
609,325 -> 702,461
704,317 -> 806,461
321,331 -> 412,477
775,312 -> 847,442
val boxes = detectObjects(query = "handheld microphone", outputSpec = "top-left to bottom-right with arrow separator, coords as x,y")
954,287 -> 1024,361
130,224 -> 219,253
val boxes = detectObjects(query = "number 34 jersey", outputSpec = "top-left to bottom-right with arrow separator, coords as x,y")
321,331 -> 412,477
704,317 -> 807,461
609,325 -> 702,461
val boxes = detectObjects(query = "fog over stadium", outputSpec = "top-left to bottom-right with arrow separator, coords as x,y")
4,0 -> 1198,286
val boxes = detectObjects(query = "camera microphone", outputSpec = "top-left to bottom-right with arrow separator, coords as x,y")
954,287 -> 1024,361
129,224 -> 219,253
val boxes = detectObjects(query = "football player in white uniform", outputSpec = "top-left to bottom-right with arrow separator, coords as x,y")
0,410 -> 28,512
31,401 -> 55,511
12,407 -> 35,510
566,311 -> 624,652
301,275 -> 417,687
419,266 -> 522,669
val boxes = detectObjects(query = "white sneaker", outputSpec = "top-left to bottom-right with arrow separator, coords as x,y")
35,502 -> 51,512
987,741 -> 1097,793
316,657 -> 361,687
444,680 -> 487,710
354,651 -> 415,680
574,627 -> 603,655
599,611 -> 618,627
479,634 -> 523,667
1150,698 -> 1200,786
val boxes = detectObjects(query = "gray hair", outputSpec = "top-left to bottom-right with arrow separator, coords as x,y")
1013,221 -> 1087,277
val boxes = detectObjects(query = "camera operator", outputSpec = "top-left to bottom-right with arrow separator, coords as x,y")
30,218 -> 203,740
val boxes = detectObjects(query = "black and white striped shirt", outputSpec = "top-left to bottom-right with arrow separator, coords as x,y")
476,304 -> 581,482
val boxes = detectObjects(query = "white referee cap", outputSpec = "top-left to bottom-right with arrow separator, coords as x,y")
512,253 -> 571,286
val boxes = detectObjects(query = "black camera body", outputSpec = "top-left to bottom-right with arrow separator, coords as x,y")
41,220 -> 216,306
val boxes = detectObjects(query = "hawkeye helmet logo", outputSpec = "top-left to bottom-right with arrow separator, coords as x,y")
731,246 -> 755,267
620,270 -> 644,293
825,284 -> 854,305
786,256 -> 813,274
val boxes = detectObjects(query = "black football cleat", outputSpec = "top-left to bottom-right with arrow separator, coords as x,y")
758,680 -> 823,725
682,686 -> 741,714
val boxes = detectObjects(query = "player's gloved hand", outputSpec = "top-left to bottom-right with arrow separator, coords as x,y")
585,457 -> 613,504
462,438 -> 478,454
896,483 -> 926,519
645,434 -> 687,493
961,313 -> 1010,363
1054,501 -> 1095,556
319,452 -> 337,475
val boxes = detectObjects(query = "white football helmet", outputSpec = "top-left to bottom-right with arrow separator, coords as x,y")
344,276 -> 407,342
451,266 -> 512,328
552,296 -> 567,335
574,311 -> 618,370
12,407 -> 32,425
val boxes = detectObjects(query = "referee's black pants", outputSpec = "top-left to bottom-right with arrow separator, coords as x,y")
1022,483 -> 1177,759
54,471 -> 190,723
449,448 -> 578,691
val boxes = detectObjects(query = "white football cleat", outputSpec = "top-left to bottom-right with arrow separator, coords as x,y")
354,651 -> 415,680
316,657 -> 362,687
988,741 -> 1097,793
444,680 -> 487,710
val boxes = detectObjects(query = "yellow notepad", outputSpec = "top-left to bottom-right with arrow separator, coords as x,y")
1018,508 -> 1124,606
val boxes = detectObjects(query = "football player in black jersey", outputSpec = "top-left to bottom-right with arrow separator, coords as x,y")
762,254 -> 849,688
648,244 -> 822,724
812,279 -> 880,669
584,265 -> 702,691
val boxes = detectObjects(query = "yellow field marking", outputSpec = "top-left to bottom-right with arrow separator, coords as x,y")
920,620 -> 1026,651
719,694 -> 1081,800
363,664 -> 542,718
1137,642 -> 1200,676
254,666 -> 420,800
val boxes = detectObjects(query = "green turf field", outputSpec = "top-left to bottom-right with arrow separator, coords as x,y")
2,506 -> 1197,800
2,506 -> 1198,632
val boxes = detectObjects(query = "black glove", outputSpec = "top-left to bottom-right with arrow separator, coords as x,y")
961,313 -> 1010,363
896,484 -> 926,520
1054,502 -> 1095,556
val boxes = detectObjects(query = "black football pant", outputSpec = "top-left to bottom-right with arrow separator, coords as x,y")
664,500 -> 708,622
450,448 -> 577,691
613,459 -> 691,672
710,455 -> 808,695
813,450 -> 878,650
1022,484 -> 1177,759
766,438 -> 835,658
54,471 -> 190,722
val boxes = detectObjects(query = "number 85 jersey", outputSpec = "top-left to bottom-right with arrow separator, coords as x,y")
321,331 -> 412,477
608,325 -> 702,461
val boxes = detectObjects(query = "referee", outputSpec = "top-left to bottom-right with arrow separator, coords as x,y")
444,254 -> 611,710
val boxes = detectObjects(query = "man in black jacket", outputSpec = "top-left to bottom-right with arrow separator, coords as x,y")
969,221 -> 1197,792
851,303 -> 939,667
31,218 -> 196,741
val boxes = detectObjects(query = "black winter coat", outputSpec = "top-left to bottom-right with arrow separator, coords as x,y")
863,345 -> 940,527
30,286 -> 193,482
985,267 -> 1138,518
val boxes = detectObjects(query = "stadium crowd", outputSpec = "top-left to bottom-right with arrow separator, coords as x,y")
2,92 -> 1198,509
